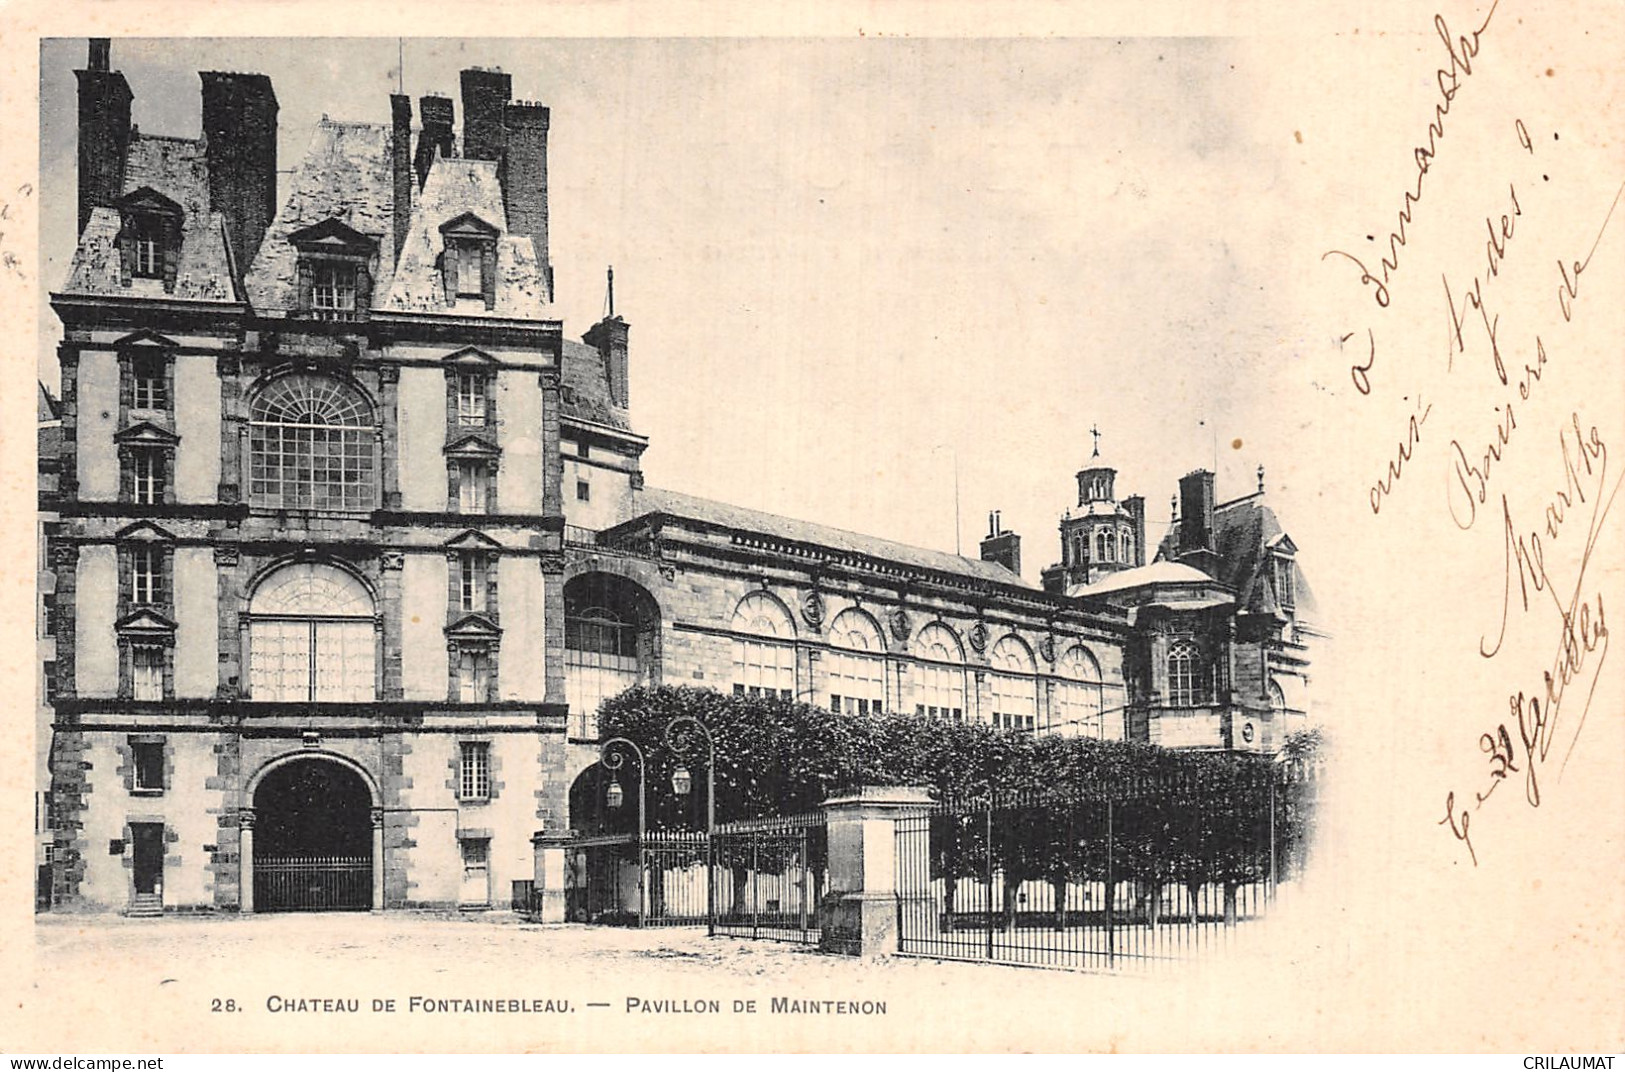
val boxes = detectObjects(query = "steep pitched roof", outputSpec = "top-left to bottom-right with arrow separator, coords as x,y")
628,485 -> 1036,588
60,134 -> 240,303
560,337 -> 631,432
1156,493 -> 1317,618
245,120 -> 397,313
382,156 -> 551,318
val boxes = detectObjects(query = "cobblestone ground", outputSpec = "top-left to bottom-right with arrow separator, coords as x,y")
23,911 -> 1289,1053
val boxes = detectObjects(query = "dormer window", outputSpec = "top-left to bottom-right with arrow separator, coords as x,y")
312,262 -> 357,312
288,218 -> 377,321
1274,555 -> 1295,610
439,213 -> 500,311
116,188 -> 183,291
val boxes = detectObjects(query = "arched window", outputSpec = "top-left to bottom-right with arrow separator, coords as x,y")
1056,645 -> 1104,738
913,623 -> 965,721
564,573 -> 659,738
1094,529 -> 1114,563
731,592 -> 796,699
247,562 -> 376,702
1167,639 -> 1210,707
1119,530 -> 1134,565
989,635 -> 1037,732
249,374 -> 377,511
827,608 -> 886,716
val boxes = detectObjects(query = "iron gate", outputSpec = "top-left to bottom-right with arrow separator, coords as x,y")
255,855 -> 371,911
712,813 -> 826,944
896,774 -> 1287,971
564,814 -> 826,943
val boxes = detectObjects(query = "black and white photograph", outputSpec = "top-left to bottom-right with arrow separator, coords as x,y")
4,1 -> 1623,1056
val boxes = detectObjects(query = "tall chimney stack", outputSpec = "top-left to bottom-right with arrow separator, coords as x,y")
1122,495 -> 1146,567
389,94 -> 412,262
503,101 -> 552,302
201,71 -> 278,270
415,95 -> 455,190
980,512 -> 1022,576
583,316 -> 630,411
75,38 -> 133,238
459,68 -> 511,164
1176,470 -> 1218,574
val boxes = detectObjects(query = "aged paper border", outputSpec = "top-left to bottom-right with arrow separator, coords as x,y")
2,0 -> 1622,1054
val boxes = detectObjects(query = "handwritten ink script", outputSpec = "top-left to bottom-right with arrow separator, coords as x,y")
1322,2 -> 1623,865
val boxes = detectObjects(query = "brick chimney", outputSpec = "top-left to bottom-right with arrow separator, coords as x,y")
503,101 -> 551,301
1122,494 -> 1146,567
75,38 -> 133,238
1176,470 -> 1218,574
583,316 -> 630,410
389,94 -> 412,262
459,68 -> 511,163
979,510 -> 1022,576
415,95 -> 455,190
201,71 -> 278,270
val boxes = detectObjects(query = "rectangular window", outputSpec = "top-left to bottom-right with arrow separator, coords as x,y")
132,219 -> 162,279
459,554 -> 487,613
312,262 -> 357,311
132,452 -> 163,505
132,647 -> 164,701
131,546 -> 160,605
576,480 -> 591,502
454,241 -> 484,299
131,353 -> 167,409
459,741 -> 491,799
457,373 -> 488,426
577,440 -> 590,459
1275,557 -> 1295,609
458,648 -> 491,704
456,461 -> 489,514
132,741 -> 165,791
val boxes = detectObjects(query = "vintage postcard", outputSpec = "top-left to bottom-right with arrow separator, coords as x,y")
0,0 -> 1620,1055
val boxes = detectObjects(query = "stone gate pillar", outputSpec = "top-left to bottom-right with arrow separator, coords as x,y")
531,832 -> 571,923
371,807 -> 386,911
238,808 -> 255,914
819,786 -> 934,958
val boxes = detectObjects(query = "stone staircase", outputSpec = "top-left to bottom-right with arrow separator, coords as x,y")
125,893 -> 163,918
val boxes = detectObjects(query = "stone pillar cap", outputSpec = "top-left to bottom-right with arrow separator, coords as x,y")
821,785 -> 936,809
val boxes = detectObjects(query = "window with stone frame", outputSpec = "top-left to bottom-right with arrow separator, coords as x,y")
449,456 -> 496,515
913,622 -> 965,721
130,449 -> 165,505
989,635 -> 1038,732
288,218 -> 377,321
438,214 -> 500,310
1166,639 -> 1211,707
459,741 -> 491,800
131,645 -> 165,701
116,189 -> 183,291
246,562 -> 377,703
1274,554 -> 1296,610
130,350 -> 169,411
827,608 -> 887,716
129,544 -> 164,606
1056,645 -> 1104,738
131,738 -> 166,793
248,374 -> 378,513
457,371 -> 489,426
456,645 -> 495,704
456,552 -> 493,614
731,592 -> 796,700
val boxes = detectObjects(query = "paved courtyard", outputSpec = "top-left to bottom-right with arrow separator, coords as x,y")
20,911 -> 1301,1053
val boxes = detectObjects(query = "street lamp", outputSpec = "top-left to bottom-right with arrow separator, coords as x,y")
663,715 -> 716,935
599,736 -> 647,925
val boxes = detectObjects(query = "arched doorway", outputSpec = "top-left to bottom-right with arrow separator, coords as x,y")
250,757 -> 375,912
563,572 -> 661,738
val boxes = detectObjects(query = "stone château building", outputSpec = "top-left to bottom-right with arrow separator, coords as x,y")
41,41 -> 1320,917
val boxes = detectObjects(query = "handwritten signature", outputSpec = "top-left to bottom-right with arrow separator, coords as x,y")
1440,413 -> 1617,864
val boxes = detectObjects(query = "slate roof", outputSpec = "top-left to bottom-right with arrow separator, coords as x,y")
560,337 -> 632,432
382,156 -> 551,318
246,120 -> 397,314
629,486 -> 1036,588
1155,493 -> 1317,618
61,134 -> 240,303
1069,560 -> 1216,598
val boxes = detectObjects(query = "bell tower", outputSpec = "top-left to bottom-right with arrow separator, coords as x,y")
1048,427 -> 1145,591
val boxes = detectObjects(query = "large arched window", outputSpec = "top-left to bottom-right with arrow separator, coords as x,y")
913,622 -> 965,721
827,608 -> 886,716
1094,529 -> 1114,563
989,635 -> 1038,732
249,374 -> 377,511
247,562 -> 376,702
1119,530 -> 1134,565
731,592 -> 796,699
1056,645 -> 1104,738
1167,639 -> 1210,707
564,573 -> 659,739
